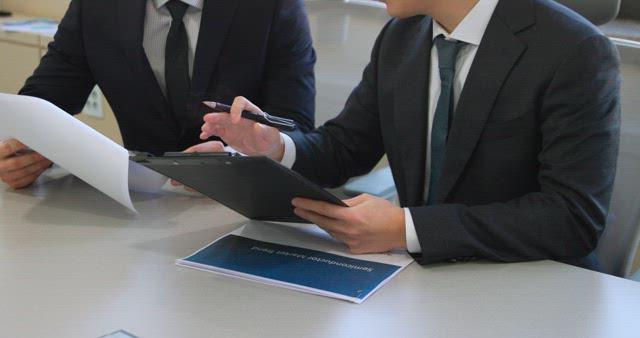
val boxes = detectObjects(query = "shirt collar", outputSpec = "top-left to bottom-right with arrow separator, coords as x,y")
432,0 -> 499,46
154,0 -> 204,10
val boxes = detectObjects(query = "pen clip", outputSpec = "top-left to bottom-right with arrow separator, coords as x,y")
260,113 -> 296,131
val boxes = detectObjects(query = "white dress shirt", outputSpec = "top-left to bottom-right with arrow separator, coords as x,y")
281,0 -> 500,254
405,0 -> 499,253
143,0 -> 203,97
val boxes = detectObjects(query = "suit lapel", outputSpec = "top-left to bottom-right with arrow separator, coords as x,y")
190,0 -> 240,98
394,17 -> 433,207
116,0 -> 177,133
433,0 -> 534,203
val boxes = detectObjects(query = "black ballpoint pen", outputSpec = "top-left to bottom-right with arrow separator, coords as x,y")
199,101 -> 297,132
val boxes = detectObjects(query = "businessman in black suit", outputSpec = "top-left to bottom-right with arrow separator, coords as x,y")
0,0 -> 315,189
199,0 -> 621,270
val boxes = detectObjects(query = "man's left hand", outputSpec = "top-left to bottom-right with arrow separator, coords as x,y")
292,194 -> 406,254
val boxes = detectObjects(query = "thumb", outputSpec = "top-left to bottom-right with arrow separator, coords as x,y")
184,141 -> 225,153
0,139 -> 27,159
230,96 -> 262,124
343,194 -> 371,207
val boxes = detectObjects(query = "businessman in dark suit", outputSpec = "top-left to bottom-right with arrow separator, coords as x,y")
199,0 -> 621,270
0,0 -> 315,189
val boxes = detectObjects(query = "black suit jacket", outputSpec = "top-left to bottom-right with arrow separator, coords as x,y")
20,0 -> 316,154
288,0 -> 621,270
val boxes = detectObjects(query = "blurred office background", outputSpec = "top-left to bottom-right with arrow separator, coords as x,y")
0,0 -> 639,279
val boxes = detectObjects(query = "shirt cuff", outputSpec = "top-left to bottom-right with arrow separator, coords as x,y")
223,146 -> 244,156
404,208 -> 422,253
280,133 -> 297,169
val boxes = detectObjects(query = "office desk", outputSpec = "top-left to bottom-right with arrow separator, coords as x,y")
1,173 -> 639,338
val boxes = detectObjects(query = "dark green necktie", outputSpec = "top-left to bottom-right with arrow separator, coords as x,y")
165,0 -> 190,129
427,35 -> 466,205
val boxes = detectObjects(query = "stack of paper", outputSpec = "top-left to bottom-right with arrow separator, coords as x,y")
177,221 -> 414,303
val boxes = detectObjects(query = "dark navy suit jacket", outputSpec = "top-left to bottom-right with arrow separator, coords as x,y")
20,0 -> 316,154
288,0 -> 621,270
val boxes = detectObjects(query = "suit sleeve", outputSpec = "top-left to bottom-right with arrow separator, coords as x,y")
409,35 -> 622,265
287,22 -> 390,188
260,0 -> 316,132
19,0 -> 95,115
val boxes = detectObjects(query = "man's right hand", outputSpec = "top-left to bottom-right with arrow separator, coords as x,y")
170,140 -> 226,189
0,139 -> 52,189
200,97 -> 285,161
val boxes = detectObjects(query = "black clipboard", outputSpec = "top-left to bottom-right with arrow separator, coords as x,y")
130,152 -> 347,223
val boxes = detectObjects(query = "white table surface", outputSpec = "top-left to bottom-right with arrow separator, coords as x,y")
1,172 -> 639,338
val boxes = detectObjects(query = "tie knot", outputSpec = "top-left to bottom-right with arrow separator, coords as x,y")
434,35 -> 466,71
166,0 -> 189,21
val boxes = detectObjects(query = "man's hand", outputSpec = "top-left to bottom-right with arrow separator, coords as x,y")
170,141 -> 226,188
200,97 -> 285,161
292,194 -> 407,254
0,139 -> 52,189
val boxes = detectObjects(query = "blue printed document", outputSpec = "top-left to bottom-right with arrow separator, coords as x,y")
177,221 -> 414,303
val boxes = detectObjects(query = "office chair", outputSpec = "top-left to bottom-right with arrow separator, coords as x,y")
595,36 -> 640,278
619,1 -> 640,21
556,0 -> 621,26
596,128 -> 640,277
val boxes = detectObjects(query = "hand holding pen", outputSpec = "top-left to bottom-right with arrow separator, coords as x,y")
200,97 -> 287,161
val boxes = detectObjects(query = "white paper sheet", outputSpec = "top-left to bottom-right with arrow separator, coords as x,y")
0,93 -> 166,212
128,159 -> 169,195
